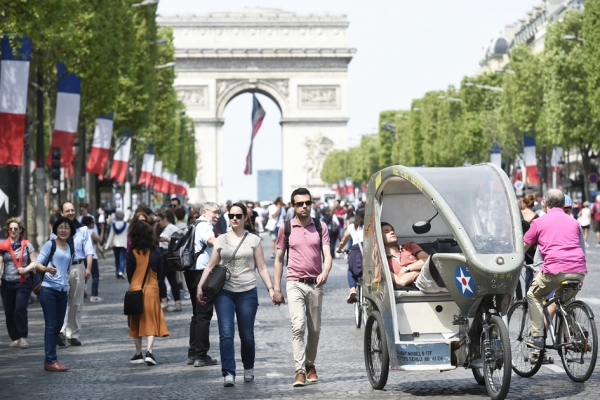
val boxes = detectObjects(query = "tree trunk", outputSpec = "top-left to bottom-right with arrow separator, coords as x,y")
580,143 -> 592,202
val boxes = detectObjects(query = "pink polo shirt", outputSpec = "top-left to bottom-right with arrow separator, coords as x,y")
277,217 -> 330,280
524,207 -> 587,274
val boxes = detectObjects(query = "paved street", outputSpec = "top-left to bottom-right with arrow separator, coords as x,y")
1,236 -> 600,399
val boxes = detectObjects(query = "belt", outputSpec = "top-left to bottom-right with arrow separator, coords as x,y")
294,278 -> 317,285
72,259 -> 85,265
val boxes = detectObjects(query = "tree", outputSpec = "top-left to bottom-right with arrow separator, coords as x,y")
321,149 -> 348,184
378,110 -> 396,168
391,111 -> 412,165
584,0 -> 600,122
542,10 -> 596,200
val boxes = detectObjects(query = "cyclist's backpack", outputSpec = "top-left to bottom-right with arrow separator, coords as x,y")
167,220 -> 208,272
283,217 -> 324,266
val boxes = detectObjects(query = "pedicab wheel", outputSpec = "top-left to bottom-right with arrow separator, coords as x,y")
558,301 -> 598,383
472,368 -> 485,385
507,300 -> 544,377
364,310 -> 389,390
354,284 -> 362,329
482,315 -> 511,400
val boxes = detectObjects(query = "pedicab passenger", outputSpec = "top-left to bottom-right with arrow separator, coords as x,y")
381,222 -> 447,293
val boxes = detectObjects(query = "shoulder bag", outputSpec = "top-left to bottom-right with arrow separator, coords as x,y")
202,232 -> 248,298
123,257 -> 151,315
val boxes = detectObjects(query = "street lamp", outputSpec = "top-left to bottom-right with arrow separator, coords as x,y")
465,82 -> 504,92
149,39 -> 168,45
438,95 -> 462,103
564,34 -> 584,42
495,68 -> 515,74
155,62 -> 175,69
132,0 -> 158,7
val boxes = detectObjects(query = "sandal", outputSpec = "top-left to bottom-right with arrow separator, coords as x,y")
9,340 -> 19,348
20,339 -> 28,349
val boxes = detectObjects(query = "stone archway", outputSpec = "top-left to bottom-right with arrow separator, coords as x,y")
158,8 -> 355,203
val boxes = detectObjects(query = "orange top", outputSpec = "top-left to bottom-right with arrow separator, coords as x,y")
386,242 -> 424,275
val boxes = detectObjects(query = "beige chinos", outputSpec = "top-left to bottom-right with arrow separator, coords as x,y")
287,281 -> 323,374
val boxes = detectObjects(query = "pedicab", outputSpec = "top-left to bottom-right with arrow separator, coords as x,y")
360,164 -> 524,400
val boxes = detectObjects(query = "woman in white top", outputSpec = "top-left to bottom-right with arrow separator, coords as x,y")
336,205 -> 365,303
578,200 -> 591,246
105,211 -> 128,279
197,202 -> 275,387
157,209 -> 181,311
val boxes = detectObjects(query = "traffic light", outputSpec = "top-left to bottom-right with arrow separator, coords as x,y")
51,147 -> 61,181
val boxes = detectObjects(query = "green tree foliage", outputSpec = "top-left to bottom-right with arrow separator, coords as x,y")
321,149 -> 348,184
378,110 -> 396,168
584,0 -> 600,122
392,111 -> 412,165
542,10 -> 596,197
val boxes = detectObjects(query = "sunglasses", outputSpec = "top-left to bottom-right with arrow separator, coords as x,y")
228,213 -> 244,220
8,227 -> 20,231
170,204 -> 178,208
294,201 -> 313,208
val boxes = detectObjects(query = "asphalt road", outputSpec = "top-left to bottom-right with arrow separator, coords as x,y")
1,235 -> 599,399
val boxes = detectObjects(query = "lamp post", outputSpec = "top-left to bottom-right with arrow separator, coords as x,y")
564,34 -> 584,42
155,62 -> 175,69
438,95 -> 463,103
465,82 -> 504,92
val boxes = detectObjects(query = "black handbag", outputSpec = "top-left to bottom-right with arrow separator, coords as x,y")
202,232 -> 247,298
124,260 -> 151,316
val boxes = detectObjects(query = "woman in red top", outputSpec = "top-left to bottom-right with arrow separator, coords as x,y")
381,222 -> 428,287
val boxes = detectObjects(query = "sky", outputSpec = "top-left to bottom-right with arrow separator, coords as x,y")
158,0 -> 541,201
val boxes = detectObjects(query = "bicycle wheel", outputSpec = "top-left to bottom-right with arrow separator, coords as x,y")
482,315 -> 512,400
364,310 -> 389,390
354,283 -> 363,329
507,301 -> 544,377
558,301 -> 598,382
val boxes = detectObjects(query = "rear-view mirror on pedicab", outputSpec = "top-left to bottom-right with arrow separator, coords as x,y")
358,164 -> 524,400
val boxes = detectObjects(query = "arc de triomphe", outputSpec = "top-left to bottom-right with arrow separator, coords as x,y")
158,8 -> 355,203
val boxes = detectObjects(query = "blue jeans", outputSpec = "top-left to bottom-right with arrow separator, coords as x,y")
347,269 -> 360,289
113,247 -> 126,277
39,286 -> 68,364
214,287 -> 259,377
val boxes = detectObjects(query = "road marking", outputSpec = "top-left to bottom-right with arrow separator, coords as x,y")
544,364 -> 564,373
266,372 -> 283,378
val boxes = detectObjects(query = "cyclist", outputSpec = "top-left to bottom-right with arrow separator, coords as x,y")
336,205 -> 365,303
523,189 -> 587,350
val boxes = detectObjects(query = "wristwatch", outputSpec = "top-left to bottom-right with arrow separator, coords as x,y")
267,286 -> 274,291
405,266 -> 411,272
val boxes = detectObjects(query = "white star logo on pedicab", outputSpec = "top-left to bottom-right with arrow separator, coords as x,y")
456,268 -> 474,295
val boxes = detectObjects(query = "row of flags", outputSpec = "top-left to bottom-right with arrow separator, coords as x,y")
332,178 -> 355,196
0,36 -> 185,195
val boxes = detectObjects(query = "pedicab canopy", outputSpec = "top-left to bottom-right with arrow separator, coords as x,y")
362,164 -> 524,318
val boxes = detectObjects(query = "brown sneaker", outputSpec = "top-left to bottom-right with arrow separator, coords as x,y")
306,365 -> 318,382
293,371 -> 306,387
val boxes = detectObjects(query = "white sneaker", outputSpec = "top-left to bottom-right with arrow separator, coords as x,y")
244,368 -> 254,382
183,292 -> 191,300
90,296 -> 103,303
224,373 -> 235,387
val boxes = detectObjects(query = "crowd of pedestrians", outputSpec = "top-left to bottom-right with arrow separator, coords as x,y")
0,188 -> 369,388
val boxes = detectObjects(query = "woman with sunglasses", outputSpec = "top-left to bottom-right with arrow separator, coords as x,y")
197,202 -> 275,387
35,217 -> 75,371
0,217 -> 37,349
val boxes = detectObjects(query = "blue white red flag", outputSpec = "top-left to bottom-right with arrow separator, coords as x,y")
489,143 -> 501,167
46,63 -> 81,167
138,146 -> 155,186
86,113 -> 113,175
523,136 -> 540,185
0,37 -> 31,166
243,94 -> 266,175
110,131 -> 132,183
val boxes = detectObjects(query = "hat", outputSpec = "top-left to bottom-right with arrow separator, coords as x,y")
564,195 -> 573,208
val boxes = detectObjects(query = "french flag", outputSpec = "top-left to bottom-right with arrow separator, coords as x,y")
138,147 -> 154,186
152,160 -> 163,191
243,94 -> 266,175
109,131 -> 131,183
550,146 -> 563,184
170,173 -> 178,194
86,114 -> 113,175
490,143 -> 501,167
332,183 -> 339,196
345,177 -> 354,194
161,171 -> 171,193
46,63 -> 80,167
0,37 -> 31,166
524,135 -> 540,185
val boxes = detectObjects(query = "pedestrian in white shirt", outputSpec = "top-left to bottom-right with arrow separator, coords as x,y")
105,211 -> 128,279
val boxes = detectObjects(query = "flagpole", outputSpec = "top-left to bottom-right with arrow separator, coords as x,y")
35,66 -> 47,248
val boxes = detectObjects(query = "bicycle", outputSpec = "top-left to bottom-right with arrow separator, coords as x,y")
341,248 -> 369,328
507,265 -> 597,382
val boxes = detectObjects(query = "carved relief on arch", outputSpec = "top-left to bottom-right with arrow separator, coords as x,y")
305,132 -> 334,180
177,86 -> 208,109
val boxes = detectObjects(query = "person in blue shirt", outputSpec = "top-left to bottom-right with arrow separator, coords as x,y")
35,217 -> 75,372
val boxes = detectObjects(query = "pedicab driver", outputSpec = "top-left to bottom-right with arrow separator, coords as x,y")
523,189 -> 587,350
272,188 -> 332,388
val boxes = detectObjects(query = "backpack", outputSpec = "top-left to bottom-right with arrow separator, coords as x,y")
283,218 -> 324,266
167,220 -> 208,272
33,239 -> 75,288
323,214 -> 339,236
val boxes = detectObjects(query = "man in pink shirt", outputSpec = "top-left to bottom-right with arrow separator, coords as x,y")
523,189 -> 587,350
273,187 -> 332,387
